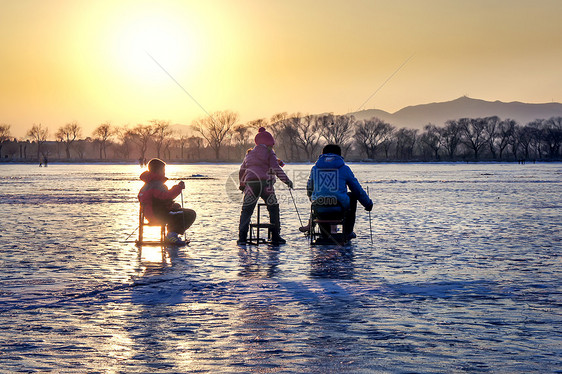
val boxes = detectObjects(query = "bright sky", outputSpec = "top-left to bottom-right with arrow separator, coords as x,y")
1,0 -> 561,138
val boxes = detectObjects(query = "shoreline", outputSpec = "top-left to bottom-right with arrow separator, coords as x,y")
0,159 -> 559,166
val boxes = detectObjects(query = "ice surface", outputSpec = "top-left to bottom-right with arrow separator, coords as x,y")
0,163 -> 560,373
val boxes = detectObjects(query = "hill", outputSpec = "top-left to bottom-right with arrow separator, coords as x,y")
349,96 -> 562,129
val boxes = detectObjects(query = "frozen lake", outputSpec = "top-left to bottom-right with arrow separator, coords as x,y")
0,162 -> 560,373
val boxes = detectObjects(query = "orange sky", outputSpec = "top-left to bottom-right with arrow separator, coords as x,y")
1,0 -> 561,138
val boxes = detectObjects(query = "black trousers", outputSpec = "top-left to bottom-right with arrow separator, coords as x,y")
160,209 -> 196,235
314,192 -> 358,236
343,193 -> 358,235
239,181 -> 281,240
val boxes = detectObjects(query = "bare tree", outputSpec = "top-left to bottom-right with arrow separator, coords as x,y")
187,136 -> 204,161
459,117 -> 488,161
232,123 -> 253,158
482,116 -> 500,159
164,138 -> 173,160
27,124 -> 49,161
355,117 -> 394,159
56,122 -> 82,159
497,119 -> 517,160
114,127 -> 135,160
247,118 -> 268,130
441,120 -> 462,160
543,116 -> 562,159
0,124 -> 11,159
395,128 -> 418,160
92,122 -> 114,160
420,124 -> 442,160
270,113 -> 298,161
193,110 -> 238,160
293,114 -> 321,161
269,112 -> 289,137
507,123 -> 522,160
177,134 -> 189,160
269,113 -> 288,136
127,124 -> 155,161
517,124 -> 536,160
320,114 -> 355,156
151,120 -> 173,159
41,142 -> 53,160
524,120 -> 545,160
74,139 -> 89,160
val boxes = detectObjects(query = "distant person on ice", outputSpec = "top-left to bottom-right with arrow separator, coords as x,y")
302,144 -> 373,240
238,127 -> 293,245
138,158 -> 196,245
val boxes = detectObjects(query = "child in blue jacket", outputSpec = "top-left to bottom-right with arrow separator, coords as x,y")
304,144 -> 373,239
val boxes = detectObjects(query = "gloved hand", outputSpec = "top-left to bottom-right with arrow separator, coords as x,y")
178,181 -> 185,189
239,184 -> 245,192
365,200 -> 373,212
286,180 -> 294,189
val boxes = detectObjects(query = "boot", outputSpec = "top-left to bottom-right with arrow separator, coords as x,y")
299,222 -> 311,233
166,232 -> 186,246
271,235 -> 286,245
237,226 -> 249,245
267,204 -> 286,244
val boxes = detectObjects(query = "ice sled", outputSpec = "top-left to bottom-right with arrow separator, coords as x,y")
309,201 -> 348,246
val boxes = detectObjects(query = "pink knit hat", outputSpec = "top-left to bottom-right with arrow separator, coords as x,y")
254,127 -> 275,146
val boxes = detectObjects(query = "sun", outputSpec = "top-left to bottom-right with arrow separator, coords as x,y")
111,6 -> 202,86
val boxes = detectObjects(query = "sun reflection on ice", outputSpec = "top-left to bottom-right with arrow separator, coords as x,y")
138,244 -> 168,264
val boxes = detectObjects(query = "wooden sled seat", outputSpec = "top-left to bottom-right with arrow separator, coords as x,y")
136,204 -> 167,246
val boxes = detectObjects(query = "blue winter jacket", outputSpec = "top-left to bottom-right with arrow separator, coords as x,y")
307,153 -> 372,210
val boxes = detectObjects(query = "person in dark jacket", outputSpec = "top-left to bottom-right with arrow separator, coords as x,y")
138,158 -> 196,244
237,127 -> 293,245
304,144 -> 373,239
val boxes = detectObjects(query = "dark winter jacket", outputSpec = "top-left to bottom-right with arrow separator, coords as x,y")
138,171 -> 182,222
307,153 -> 372,210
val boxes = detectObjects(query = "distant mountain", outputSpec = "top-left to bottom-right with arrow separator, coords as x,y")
170,124 -> 193,135
349,96 -> 562,129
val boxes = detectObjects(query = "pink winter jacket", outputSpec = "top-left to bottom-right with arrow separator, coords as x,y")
239,145 -> 291,187
138,171 -> 183,222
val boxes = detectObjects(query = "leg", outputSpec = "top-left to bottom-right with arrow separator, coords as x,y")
168,208 -> 196,235
166,211 -> 182,234
181,209 -> 196,233
262,184 -> 284,242
343,192 -> 358,236
267,203 -> 281,237
238,184 -> 260,242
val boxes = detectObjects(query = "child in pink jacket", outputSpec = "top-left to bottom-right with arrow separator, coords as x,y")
138,158 -> 196,245
238,127 -> 293,245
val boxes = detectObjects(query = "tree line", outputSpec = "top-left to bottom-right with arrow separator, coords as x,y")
1,112 -> 561,163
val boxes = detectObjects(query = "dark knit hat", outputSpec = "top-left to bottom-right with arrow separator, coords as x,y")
322,144 -> 341,156
254,127 -> 275,146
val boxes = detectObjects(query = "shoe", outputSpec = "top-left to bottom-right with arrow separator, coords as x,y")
346,232 -> 357,240
299,224 -> 310,233
271,236 -> 286,245
166,232 -> 186,246
237,238 -> 247,245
